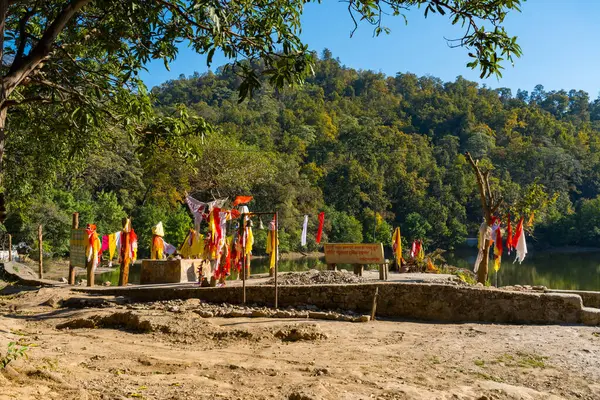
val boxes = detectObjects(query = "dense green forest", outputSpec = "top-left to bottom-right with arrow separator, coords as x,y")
5,50 -> 600,258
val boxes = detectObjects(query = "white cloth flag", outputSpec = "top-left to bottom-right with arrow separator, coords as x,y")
207,198 -> 227,211
301,215 -> 309,246
514,229 -> 528,264
185,195 -> 207,231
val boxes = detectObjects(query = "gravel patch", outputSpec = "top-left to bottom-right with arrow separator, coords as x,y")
264,269 -> 368,285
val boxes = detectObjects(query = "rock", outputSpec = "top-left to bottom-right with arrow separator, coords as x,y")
185,298 -> 202,306
41,296 -> 62,308
168,306 -> 180,313
251,310 -> 271,318
62,297 -> 112,309
533,285 -> 547,291
293,311 -> 309,318
229,310 -> 250,317
276,310 -> 293,318
59,277 -> 68,283
194,310 -> 214,318
308,311 -> 328,320
356,315 -> 370,322
476,282 -> 484,287
274,325 -> 328,342
103,281 -> 111,286
77,279 -> 87,286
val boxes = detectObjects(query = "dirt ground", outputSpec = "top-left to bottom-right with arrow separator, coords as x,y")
1,282 -> 600,400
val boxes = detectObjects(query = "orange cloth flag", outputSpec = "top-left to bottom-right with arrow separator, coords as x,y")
151,236 -> 165,260
85,224 -> 100,272
527,212 -> 535,227
232,196 -> 253,207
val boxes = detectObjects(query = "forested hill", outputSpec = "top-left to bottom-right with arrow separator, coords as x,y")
149,50 -> 600,251
6,51 -> 600,257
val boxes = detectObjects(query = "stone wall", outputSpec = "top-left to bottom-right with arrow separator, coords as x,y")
78,281 -> 595,325
547,289 -> 600,309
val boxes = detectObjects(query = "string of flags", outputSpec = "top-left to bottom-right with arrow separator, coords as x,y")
474,213 -> 529,273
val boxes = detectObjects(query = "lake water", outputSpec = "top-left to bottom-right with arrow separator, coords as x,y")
88,248 -> 600,291
445,248 -> 600,291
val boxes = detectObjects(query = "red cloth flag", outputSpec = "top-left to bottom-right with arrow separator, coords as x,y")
506,214 -> 514,254
232,196 -> 253,207
315,212 -> 325,244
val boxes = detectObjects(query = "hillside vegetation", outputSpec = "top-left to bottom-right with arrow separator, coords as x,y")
5,51 -> 600,257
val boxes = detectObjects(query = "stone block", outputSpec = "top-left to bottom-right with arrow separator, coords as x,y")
140,259 -> 199,284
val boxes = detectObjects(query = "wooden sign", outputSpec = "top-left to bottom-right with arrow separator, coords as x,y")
324,243 -> 385,264
70,228 -> 87,268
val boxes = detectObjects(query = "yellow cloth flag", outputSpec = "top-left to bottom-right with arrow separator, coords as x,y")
392,227 -> 402,267
179,229 -> 203,258
266,229 -> 279,270
108,233 -> 117,261
246,227 -> 254,254
494,256 -> 501,272
190,232 -> 204,258
417,245 -> 425,261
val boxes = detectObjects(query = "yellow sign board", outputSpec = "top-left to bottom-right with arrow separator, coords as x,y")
324,243 -> 385,265
70,228 -> 87,268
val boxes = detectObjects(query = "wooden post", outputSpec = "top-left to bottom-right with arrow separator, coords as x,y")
353,264 -> 363,276
242,214 -> 246,305
68,212 -> 79,285
327,263 -> 337,271
380,262 -> 389,281
370,287 -> 379,321
118,217 -> 131,286
7,233 -> 11,262
38,225 -> 43,279
86,253 -> 94,287
274,211 -> 279,309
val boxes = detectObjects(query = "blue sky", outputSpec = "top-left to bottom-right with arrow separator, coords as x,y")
141,0 -> 600,98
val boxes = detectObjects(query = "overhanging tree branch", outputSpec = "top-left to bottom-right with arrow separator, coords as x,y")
4,0 -> 92,93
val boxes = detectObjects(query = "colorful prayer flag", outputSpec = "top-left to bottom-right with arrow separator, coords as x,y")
316,212 -> 325,244
232,195 -> 253,207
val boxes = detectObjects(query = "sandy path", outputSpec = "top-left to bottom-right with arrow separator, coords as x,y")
1,286 -> 600,399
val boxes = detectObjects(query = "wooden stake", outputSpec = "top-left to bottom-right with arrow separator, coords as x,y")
118,217 -> 131,286
86,252 -> 94,287
7,233 -> 11,262
242,214 -> 246,305
68,212 -> 79,285
274,211 -> 279,309
370,287 -> 379,321
38,225 -> 43,279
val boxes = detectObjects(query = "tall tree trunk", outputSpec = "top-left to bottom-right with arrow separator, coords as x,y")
477,245 -> 490,285
465,152 -> 502,285
0,96 -> 7,223
0,0 -> 8,223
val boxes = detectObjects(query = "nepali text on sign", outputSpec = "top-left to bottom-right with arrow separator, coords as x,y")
70,228 -> 87,269
324,243 -> 385,265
